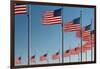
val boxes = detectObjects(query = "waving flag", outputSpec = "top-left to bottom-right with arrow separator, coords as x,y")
64,50 -> 71,57
42,9 -> 62,25
90,30 -> 95,44
91,30 -> 95,34
64,17 -> 81,32
82,24 -> 91,37
82,35 -> 94,42
76,30 -> 90,38
83,30 -> 95,43
31,56 -> 35,63
71,47 -> 81,55
40,54 -> 48,61
52,52 -> 60,60
76,24 -> 91,38
82,42 -> 92,52
14,3 -> 27,14
15,57 -> 21,64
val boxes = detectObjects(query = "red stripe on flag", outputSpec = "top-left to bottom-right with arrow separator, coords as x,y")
15,11 -> 27,14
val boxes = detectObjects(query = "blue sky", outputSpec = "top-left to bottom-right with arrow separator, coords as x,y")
15,4 -> 95,65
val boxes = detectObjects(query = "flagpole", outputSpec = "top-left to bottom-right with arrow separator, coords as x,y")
90,19 -> 93,61
78,53 -> 80,62
34,55 -> 36,64
78,44 -> 80,62
61,7 -> 64,63
59,49 -> 60,63
85,48 -> 87,62
27,4 -> 32,65
46,54 -> 49,64
27,4 -> 30,65
34,50 -> 36,64
69,44 -> 71,62
85,38 -> 87,61
80,9 -> 83,62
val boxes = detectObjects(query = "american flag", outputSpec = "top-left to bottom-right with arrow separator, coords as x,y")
64,17 -> 81,32
83,30 -> 95,44
42,9 -> 62,25
31,56 -> 35,63
91,30 -> 95,35
15,57 -> 21,64
76,24 -> 91,38
82,35 -> 94,42
90,30 -> 95,44
14,3 -> 27,14
82,42 -> 92,52
76,30 -> 90,38
84,24 -> 91,30
40,54 -> 47,61
64,50 -> 71,57
71,47 -> 81,55
52,52 -> 60,60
